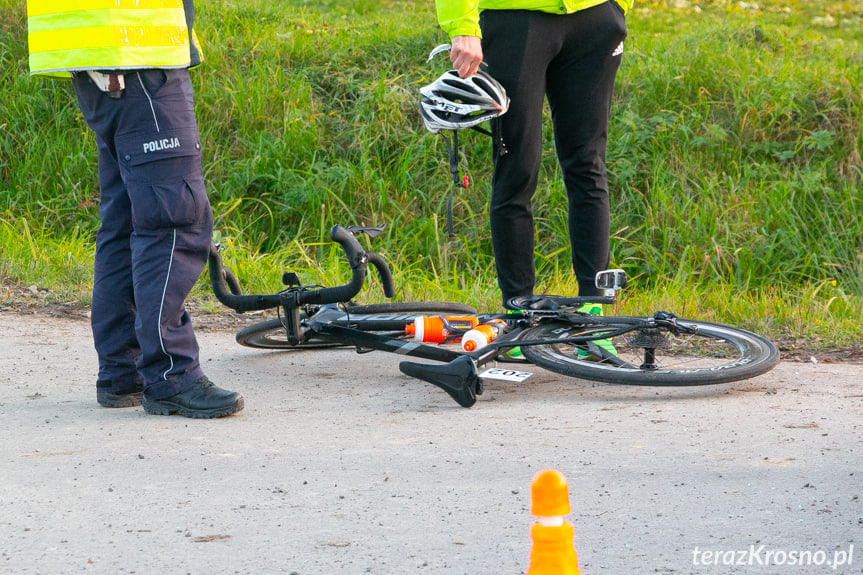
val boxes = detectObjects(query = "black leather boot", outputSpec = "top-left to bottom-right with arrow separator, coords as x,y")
96,380 -> 144,408
143,377 -> 244,418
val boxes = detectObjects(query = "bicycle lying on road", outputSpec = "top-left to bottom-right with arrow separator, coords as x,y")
208,225 -> 780,408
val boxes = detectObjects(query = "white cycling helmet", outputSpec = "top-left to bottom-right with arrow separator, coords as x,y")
419,69 -> 510,134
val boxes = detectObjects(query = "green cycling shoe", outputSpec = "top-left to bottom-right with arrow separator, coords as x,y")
501,302 -> 617,360
576,303 -> 617,360
501,308 -> 524,359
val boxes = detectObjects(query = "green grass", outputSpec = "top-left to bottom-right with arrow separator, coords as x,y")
0,218 -> 94,305
1,0 -> 861,349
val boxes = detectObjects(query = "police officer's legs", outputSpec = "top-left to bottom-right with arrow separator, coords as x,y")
73,69 -> 242,416
122,150 -> 242,418
125,154 -> 210,399
91,135 -> 144,406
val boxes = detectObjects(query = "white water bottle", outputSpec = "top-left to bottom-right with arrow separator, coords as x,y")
461,319 -> 508,352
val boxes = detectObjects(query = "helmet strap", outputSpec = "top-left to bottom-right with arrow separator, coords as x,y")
438,126 -> 504,238
471,124 -> 508,157
441,129 -> 468,190
440,130 -> 468,238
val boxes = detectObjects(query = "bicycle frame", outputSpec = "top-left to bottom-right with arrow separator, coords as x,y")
296,308 -> 670,408
207,225 -> 628,406
207,223 -> 771,409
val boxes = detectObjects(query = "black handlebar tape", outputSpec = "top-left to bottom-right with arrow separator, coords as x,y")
295,225 -> 366,306
328,224 -> 366,268
296,270 -> 366,306
366,251 -> 396,298
208,225 -> 395,311
207,242 -> 281,312
330,224 -> 396,297
330,225 -> 395,298
223,266 -> 242,296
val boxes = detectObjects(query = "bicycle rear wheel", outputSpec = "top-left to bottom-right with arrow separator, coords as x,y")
235,302 -> 478,350
520,318 -> 779,386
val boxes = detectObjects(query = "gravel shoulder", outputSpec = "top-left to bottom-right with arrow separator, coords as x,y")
1,310 -> 861,574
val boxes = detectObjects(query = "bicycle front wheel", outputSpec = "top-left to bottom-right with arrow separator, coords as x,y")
236,318 -> 342,350
520,318 -> 779,386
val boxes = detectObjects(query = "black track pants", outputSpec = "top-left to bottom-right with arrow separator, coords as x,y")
480,2 -> 626,302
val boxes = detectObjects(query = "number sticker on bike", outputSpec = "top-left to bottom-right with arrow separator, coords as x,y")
479,368 -> 533,382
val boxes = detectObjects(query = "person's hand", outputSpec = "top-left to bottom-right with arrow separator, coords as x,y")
450,35 -> 483,78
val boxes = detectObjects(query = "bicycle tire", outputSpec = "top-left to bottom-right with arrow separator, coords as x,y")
520,318 -> 779,386
235,302 -> 478,350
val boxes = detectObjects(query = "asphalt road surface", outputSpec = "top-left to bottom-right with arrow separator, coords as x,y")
1,313 -> 861,574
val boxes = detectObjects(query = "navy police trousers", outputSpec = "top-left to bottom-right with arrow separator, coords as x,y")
73,69 -> 212,400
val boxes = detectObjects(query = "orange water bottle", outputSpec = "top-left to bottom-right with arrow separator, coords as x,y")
461,319 -> 508,352
404,316 -> 479,344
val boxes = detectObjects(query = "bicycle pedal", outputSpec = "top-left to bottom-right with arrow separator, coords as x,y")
594,269 -> 627,291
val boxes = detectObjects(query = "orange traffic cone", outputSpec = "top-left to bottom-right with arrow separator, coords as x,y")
525,469 -> 582,575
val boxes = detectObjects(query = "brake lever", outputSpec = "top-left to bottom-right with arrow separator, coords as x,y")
346,225 -> 385,239
651,311 -> 698,335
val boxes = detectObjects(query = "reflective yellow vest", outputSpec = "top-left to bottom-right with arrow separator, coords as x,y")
27,0 -> 200,78
436,0 -> 632,38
